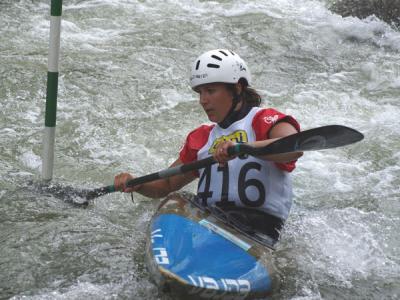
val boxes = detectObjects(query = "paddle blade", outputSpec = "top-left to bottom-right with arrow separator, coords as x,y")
30,182 -> 116,205
264,125 -> 364,154
31,181 -> 90,207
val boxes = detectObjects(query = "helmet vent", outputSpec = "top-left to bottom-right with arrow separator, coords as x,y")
195,60 -> 200,70
211,55 -> 222,61
219,50 -> 228,56
207,63 -> 220,68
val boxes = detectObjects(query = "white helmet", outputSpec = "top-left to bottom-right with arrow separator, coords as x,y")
190,49 -> 252,90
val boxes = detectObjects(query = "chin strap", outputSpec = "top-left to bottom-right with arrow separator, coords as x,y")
218,94 -> 251,129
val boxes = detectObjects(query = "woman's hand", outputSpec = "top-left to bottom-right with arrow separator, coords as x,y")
213,140 -> 236,166
114,172 -> 142,193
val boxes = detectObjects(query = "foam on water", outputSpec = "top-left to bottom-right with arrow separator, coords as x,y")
278,208 -> 399,298
314,210 -> 394,274
10,277 -> 157,300
19,150 -> 42,171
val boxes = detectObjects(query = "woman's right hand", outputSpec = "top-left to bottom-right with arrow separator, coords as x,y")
114,172 -> 142,193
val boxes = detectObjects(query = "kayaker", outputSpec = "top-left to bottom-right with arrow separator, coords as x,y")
114,49 -> 303,241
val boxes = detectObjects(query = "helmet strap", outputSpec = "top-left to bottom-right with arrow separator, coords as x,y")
218,92 -> 250,129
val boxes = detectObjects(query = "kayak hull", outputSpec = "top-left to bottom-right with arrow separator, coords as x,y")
145,192 -> 277,299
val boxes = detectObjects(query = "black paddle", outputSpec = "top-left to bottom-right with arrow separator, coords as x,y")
37,125 -> 363,205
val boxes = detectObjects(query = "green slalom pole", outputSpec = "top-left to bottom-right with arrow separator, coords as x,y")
42,0 -> 62,181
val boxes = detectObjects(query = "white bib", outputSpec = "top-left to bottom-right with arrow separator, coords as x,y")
196,107 -> 293,220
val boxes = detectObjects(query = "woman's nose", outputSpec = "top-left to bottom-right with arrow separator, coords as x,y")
199,93 -> 207,105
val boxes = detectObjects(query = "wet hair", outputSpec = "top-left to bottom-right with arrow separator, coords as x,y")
226,78 -> 262,108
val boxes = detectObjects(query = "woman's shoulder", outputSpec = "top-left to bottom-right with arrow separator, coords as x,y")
187,123 -> 215,138
253,107 -> 286,120
252,107 -> 290,126
185,123 -> 215,149
252,107 -> 300,138
179,123 -> 215,164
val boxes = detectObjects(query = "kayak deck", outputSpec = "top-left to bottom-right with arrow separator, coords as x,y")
145,192 -> 278,299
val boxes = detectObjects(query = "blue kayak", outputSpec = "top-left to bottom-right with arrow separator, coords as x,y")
145,192 -> 277,299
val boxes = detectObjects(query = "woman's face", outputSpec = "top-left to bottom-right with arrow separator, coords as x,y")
196,83 -> 234,123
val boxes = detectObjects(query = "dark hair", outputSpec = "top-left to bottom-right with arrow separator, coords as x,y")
226,78 -> 262,107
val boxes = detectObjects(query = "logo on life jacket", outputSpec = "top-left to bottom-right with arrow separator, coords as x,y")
208,130 -> 248,154
263,115 -> 279,124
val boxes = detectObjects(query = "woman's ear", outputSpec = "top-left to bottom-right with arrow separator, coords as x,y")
235,82 -> 243,94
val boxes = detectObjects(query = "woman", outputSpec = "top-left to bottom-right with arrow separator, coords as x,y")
115,49 -> 302,241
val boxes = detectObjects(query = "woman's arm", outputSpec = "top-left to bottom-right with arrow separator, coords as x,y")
214,122 -> 303,164
114,158 -> 197,198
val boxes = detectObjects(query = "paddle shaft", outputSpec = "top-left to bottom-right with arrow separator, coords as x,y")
84,125 -> 363,201
85,156 -> 216,200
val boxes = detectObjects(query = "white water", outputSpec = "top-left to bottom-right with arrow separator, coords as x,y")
0,0 -> 399,299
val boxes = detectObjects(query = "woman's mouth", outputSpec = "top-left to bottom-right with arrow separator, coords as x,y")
203,108 -> 212,114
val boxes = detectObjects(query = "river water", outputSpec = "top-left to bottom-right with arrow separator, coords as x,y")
0,0 -> 399,299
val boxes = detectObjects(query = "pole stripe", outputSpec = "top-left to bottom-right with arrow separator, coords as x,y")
51,0 -> 62,16
42,127 -> 56,181
45,72 -> 59,127
48,16 -> 61,72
